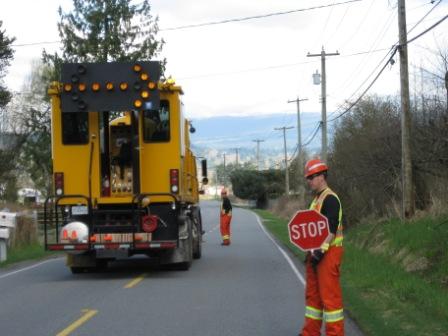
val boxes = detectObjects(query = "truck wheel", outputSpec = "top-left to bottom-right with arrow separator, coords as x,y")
176,261 -> 191,271
193,220 -> 202,259
192,207 -> 202,259
70,267 -> 85,274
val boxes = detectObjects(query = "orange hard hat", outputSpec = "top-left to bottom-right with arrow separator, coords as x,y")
221,188 -> 227,195
304,158 -> 328,178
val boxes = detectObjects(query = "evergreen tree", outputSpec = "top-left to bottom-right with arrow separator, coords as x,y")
0,20 -> 15,110
0,21 -> 16,201
43,0 -> 165,76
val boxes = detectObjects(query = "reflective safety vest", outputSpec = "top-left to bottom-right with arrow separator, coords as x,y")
309,187 -> 343,247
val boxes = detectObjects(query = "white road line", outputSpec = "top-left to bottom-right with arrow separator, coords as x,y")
0,258 -> 61,280
253,212 -> 306,286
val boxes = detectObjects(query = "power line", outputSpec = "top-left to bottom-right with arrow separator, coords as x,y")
319,0 -> 337,48
407,14 -> 448,45
12,40 -> 60,47
302,122 -> 322,147
407,0 -> 442,35
327,13 -> 448,123
160,0 -> 363,31
328,47 -> 398,122
178,48 -> 390,81
325,4 -> 350,46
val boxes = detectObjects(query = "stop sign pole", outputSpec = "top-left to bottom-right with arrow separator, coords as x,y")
288,210 -> 330,252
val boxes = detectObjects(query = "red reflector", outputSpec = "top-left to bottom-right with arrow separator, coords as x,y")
170,169 -> 179,194
134,242 -> 176,249
160,242 -> 177,248
54,172 -> 64,195
48,245 -> 65,251
135,242 -> 150,249
141,215 -> 158,233
47,244 -> 89,251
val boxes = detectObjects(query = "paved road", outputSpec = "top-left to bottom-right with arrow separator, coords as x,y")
0,200 -> 363,335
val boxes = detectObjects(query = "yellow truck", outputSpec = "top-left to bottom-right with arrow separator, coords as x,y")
44,61 -> 207,272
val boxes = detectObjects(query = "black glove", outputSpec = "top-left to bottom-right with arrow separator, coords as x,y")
311,249 -> 325,271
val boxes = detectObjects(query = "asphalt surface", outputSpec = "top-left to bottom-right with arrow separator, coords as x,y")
0,200 -> 364,336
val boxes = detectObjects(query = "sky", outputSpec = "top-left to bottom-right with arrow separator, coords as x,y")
1,0 -> 447,127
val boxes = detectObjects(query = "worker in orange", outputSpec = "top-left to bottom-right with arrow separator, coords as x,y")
220,188 -> 232,246
299,159 -> 344,336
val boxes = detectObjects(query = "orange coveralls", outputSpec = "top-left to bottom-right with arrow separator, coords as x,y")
220,196 -> 232,245
301,188 -> 344,336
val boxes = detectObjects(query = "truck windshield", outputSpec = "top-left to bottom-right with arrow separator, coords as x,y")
143,99 -> 170,142
62,112 -> 89,144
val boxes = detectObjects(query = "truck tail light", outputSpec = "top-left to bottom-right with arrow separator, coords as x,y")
170,169 -> 179,194
54,172 -> 64,196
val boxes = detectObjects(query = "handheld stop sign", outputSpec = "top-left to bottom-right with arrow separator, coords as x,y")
288,210 -> 329,251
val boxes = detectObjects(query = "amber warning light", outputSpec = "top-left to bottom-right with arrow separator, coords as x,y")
60,62 -> 160,112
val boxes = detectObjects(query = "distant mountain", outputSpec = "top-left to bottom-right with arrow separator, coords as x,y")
189,113 -> 325,169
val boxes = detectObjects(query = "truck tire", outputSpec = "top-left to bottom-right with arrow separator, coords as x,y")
192,207 -> 202,259
70,267 -> 86,274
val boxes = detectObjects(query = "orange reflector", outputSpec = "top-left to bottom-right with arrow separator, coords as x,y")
135,234 -> 143,241
140,73 -> 148,81
92,83 -> 100,91
71,230 -> 78,240
62,229 -> 68,239
120,82 -> 128,91
141,91 -> 149,99
148,82 -> 156,90
134,99 -> 142,108
105,234 -> 112,242
90,235 -> 97,243
133,64 -> 142,72
106,82 -> 114,91
78,83 -> 86,92
63,83 -> 72,92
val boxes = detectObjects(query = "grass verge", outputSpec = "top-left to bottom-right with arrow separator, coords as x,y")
0,243 -> 57,268
253,209 -> 448,336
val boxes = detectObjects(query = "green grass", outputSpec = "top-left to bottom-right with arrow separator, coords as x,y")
0,243 -> 57,268
254,209 -> 304,258
254,209 -> 448,336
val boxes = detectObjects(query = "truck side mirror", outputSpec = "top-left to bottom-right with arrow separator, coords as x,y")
201,159 -> 207,182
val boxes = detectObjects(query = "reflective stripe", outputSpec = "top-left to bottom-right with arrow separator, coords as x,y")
305,306 -> 323,320
310,188 -> 343,246
324,309 -> 344,322
222,235 -> 230,240
307,162 -> 327,172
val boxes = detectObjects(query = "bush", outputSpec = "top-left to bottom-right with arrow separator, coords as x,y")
329,95 -> 448,225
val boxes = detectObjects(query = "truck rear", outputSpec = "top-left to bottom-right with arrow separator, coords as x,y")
44,61 -> 206,272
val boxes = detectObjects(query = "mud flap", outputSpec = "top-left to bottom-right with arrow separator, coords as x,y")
159,217 -> 193,269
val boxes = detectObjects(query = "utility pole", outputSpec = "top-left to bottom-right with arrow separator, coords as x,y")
223,152 -> 226,186
445,70 -> 448,112
398,0 -> 414,219
288,96 -> 308,186
307,47 -> 339,162
234,148 -> 240,167
252,139 -> 264,171
275,126 -> 294,196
